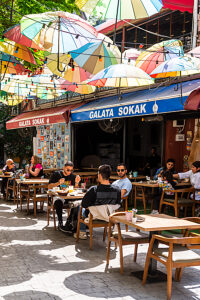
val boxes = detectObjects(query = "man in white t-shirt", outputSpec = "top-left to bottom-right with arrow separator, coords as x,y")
112,163 -> 132,198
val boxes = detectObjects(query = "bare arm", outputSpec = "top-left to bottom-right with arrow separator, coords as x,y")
173,174 -> 179,179
29,167 -> 40,177
48,178 -> 65,190
121,189 -> 127,198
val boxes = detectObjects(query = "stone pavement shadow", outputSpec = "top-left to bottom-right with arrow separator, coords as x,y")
63,271 -> 200,300
3,290 -> 62,300
0,211 -> 37,227
0,228 -> 105,287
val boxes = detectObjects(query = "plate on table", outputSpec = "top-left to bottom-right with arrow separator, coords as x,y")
4,172 -> 12,175
57,190 -> 69,196
136,216 -> 145,222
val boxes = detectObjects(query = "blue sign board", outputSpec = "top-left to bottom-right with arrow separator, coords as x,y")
71,96 -> 186,123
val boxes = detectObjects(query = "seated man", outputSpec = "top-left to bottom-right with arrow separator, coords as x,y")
112,163 -> 132,198
48,161 -> 81,230
75,164 -> 121,239
1,159 -> 16,198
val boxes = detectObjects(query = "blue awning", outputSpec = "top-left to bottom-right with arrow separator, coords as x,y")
71,79 -> 200,123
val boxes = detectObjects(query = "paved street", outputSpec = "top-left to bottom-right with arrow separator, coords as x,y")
0,200 -> 200,300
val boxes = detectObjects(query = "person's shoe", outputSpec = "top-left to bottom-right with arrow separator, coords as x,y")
151,210 -> 159,215
60,222 -> 73,234
73,231 -> 87,240
58,221 -> 63,230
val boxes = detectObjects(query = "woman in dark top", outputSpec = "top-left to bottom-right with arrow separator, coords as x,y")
153,158 -> 176,180
29,155 -> 44,178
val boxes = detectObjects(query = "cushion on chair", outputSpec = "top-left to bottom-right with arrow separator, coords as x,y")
154,245 -> 200,262
35,194 -> 48,199
164,198 -> 193,204
112,230 -> 149,241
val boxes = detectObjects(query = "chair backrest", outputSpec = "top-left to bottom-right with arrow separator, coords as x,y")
88,204 -> 120,222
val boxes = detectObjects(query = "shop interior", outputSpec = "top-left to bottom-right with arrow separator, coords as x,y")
73,116 -> 163,172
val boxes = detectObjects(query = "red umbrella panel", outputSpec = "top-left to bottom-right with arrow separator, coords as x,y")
3,24 -> 44,50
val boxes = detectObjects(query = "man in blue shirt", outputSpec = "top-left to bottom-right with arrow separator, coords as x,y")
112,163 -> 132,198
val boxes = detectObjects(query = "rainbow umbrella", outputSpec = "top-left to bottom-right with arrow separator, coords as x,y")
0,52 -> 26,75
46,53 -> 92,82
3,24 -> 43,50
87,63 -> 154,87
0,38 -> 36,64
70,41 -> 121,75
150,56 -> 200,78
75,0 -> 163,20
59,78 -> 95,94
189,46 -> 200,58
19,11 -> 99,53
0,91 -> 24,106
135,39 -> 184,74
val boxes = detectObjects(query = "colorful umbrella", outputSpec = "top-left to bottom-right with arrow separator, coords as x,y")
135,39 -> 184,74
189,46 -> 200,58
0,38 -> 36,64
45,53 -> 91,82
123,48 -> 141,60
20,11 -> 99,53
0,52 -> 26,75
3,24 -> 43,50
70,41 -> 121,75
87,64 -> 154,87
150,56 -> 200,78
75,0 -> 163,20
59,78 -> 96,94
0,92 -> 24,106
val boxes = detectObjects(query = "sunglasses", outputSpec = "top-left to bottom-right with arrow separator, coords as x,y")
66,169 -> 73,172
117,169 -> 125,172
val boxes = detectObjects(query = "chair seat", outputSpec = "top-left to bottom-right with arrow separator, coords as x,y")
112,230 -> 149,241
35,194 -> 48,199
164,198 -> 193,204
154,245 -> 200,262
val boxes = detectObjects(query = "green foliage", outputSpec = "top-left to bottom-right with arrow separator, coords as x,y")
0,106 -> 33,165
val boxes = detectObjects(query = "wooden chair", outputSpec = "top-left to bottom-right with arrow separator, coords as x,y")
47,195 -> 71,230
6,178 -> 17,203
32,184 -> 48,217
19,184 -> 33,213
107,211 -> 149,274
134,185 -> 146,213
142,234 -> 200,300
76,205 -> 113,250
159,187 -> 195,217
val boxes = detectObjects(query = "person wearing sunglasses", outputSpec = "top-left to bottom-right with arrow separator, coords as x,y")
48,161 -> 81,230
112,163 -> 132,198
1,159 -> 16,199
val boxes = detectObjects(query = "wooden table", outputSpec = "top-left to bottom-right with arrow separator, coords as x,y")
16,178 -> 49,211
47,190 -> 86,229
111,213 -> 200,280
132,181 -> 192,214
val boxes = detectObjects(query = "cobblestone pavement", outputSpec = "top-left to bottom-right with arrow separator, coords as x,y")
0,200 -> 200,300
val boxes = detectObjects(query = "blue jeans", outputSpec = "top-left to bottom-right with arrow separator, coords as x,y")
79,207 -> 87,232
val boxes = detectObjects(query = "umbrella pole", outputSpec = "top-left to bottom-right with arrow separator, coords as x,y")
57,16 -> 65,73
113,0 -> 120,45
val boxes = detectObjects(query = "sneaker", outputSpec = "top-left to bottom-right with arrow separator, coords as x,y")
73,231 -> 87,240
58,221 -> 63,230
60,222 -> 73,234
151,210 -> 159,215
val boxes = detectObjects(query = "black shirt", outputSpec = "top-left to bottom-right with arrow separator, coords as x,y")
3,164 -> 16,173
49,170 -> 76,185
82,184 -> 121,208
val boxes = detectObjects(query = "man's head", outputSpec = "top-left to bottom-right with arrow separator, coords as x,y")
116,163 -> 127,179
98,164 -> 111,183
166,158 -> 175,171
63,161 -> 74,176
6,159 -> 14,169
151,147 -> 157,155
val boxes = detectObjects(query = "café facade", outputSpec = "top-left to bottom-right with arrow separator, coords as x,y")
6,78 -> 200,172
